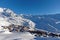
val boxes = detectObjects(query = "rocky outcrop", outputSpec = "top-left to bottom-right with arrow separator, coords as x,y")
1,24 -> 60,38
2,24 -> 30,32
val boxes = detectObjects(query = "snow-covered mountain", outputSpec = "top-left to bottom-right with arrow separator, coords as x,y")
0,8 -> 36,40
20,14 -> 60,40
0,7 -> 60,40
0,8 -> 35,30
21,14 -> 60,33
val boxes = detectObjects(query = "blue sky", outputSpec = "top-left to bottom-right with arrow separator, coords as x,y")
0,0 -> 60,15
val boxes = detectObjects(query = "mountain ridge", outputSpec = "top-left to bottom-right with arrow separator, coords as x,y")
0,8 -> 36,31
0,7 -> 60,40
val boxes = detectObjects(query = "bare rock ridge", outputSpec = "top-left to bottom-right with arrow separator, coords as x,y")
2,24 -> 30,32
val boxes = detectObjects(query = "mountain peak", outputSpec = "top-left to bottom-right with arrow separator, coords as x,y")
0,8 -> 13,13
0,8 -> 4,12
0,7 -> 35,30
0,8 -> 17,17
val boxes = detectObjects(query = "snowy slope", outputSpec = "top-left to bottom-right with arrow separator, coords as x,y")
0,32 -> 35,40
20,14 -> 60,40
22,14 -> 60,33
0,7 -> 60,40
0,8 -> 35,29
0,8 -> 36,40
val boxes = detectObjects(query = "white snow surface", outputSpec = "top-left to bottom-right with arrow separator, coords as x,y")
56,21 -> 60,24
0,8 -> 4,12
0,7 -> 35,29
0,32 -> 35,40
0,8 -> 36,40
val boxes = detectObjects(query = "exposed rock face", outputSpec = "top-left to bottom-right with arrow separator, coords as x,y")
2,24 -> 30,32
1,24 -> 60,38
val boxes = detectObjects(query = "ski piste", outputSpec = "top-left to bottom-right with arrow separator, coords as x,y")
2,24 -> 60,38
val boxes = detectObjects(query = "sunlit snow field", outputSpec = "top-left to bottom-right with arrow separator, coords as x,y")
0,8 -> 60,40
0,32 -> 36,40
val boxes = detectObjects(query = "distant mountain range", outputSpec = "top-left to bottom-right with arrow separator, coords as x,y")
20,14 -> 60,33
0,7 -> 60,40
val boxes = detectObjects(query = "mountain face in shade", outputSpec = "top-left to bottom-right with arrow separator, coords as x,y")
21,14 -> 60,33
20,14 -> 60,40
